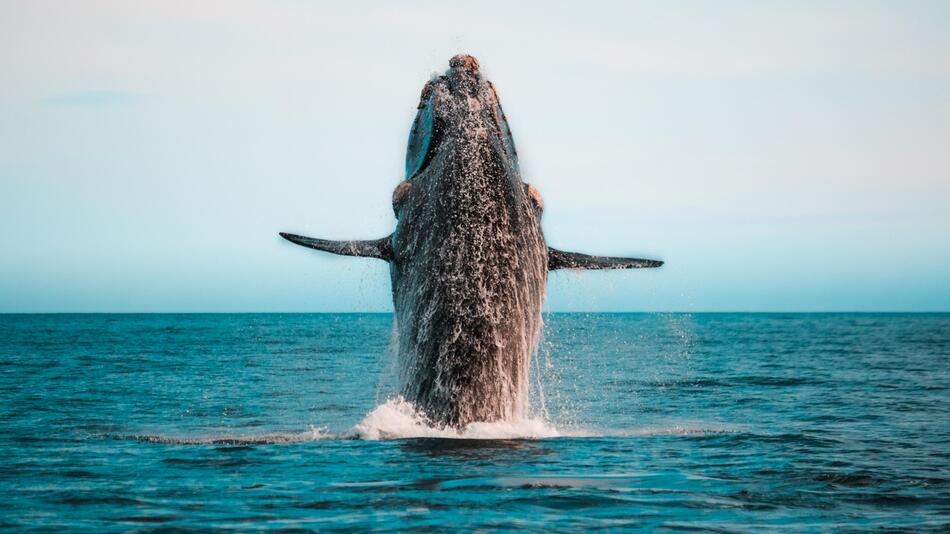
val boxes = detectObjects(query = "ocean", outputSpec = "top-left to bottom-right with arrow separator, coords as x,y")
1,313 -> 947,530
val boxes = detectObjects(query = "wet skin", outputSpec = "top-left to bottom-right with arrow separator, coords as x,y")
281,55 -> 662,427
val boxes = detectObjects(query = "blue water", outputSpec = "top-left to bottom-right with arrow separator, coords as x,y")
1,313 -> 948,530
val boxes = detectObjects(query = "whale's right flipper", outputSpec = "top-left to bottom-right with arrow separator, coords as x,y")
279,232 -> 392,261
548,247 -> 663,270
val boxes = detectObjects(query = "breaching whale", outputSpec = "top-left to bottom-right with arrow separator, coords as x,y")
281,55 -> 662,428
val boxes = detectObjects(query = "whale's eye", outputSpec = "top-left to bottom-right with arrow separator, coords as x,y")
392,181 -> 411,217
525,183 -> 543,211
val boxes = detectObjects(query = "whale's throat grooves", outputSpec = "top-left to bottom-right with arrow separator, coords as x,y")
391,80 -> 547,427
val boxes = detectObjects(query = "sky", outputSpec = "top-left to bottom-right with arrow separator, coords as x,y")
1,1 -> 948,312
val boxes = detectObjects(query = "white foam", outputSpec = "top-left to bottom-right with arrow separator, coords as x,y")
127,409 -> 734,445
351,397 -> 571,440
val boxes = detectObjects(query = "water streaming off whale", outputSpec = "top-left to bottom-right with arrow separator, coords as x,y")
280,55 -> 661,428
392,57 -> 547,426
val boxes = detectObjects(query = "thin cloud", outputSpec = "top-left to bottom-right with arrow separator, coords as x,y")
42,90 -> 141,108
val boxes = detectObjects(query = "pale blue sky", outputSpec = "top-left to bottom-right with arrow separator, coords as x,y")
1,1 -> 948,312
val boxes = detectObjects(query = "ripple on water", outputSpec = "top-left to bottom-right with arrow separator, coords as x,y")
2,313 -> 948,530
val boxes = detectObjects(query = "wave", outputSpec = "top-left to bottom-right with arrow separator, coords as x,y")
122,399 -> 735,444
618,423 -> 740,436
126,428 -> 331,445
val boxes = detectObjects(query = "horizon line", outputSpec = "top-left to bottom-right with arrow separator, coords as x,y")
1,310 -> 948,315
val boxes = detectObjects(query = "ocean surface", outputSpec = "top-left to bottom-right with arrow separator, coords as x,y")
1,313 -> 948,531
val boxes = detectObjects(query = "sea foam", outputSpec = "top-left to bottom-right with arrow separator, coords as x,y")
351,397 -> 567,440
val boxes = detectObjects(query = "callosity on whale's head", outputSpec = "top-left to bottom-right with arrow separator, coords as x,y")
390,55 -> 548,427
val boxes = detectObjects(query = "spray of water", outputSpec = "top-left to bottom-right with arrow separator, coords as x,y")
352,397 -> 563,440
387,57 -> 548,428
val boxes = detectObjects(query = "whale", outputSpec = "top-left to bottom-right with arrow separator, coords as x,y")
281,55 -> 662,428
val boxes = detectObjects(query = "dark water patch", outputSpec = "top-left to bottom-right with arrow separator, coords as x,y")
397,437 -> 554,459
122,432 -> 322,445
58,496 -> 148,507
213,515 -> 280,524
59,470 -> 105,479
213,445 -> 253,452
111,515 -> 184,523
719,432 -> 844,449
9,435 -> 82,444
844,492 -> 941,507
734,376 -> 814,387
814,471 -> 885,487
296,500 -> 337,510
161,457 -> 253,468
504,493 -> 633,510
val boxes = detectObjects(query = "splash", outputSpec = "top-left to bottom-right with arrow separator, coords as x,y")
351,397 -> 564,441
120,410 -> 734,445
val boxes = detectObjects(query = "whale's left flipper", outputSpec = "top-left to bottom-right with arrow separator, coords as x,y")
279,232 -> 393,261
548,247 -> 663,270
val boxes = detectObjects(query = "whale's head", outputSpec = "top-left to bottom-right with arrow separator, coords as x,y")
394,54 -> 543,236
404,55 -> 522,183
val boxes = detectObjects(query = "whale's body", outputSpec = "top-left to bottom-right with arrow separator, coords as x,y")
281,55 -> 662,427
